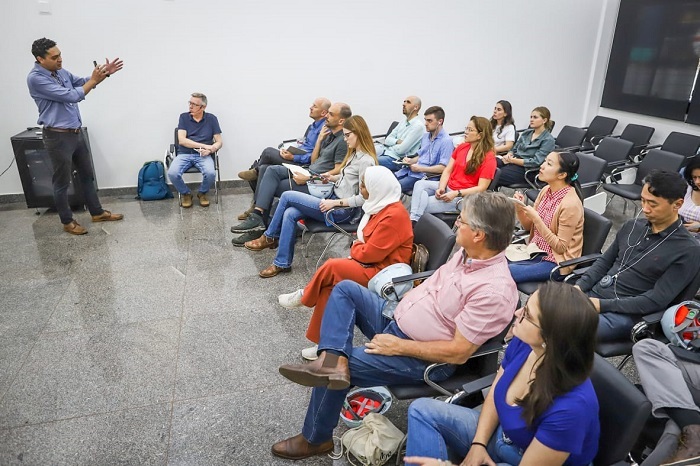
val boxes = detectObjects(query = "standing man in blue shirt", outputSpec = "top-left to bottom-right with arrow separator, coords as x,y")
375,96 -> 424,172
168,93 -> 223,208
27,37 -> 124,235
236,97 -> 331,220
394,106 -> 455,193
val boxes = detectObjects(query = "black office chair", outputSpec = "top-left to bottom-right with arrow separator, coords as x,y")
448,354 -> 651,466
516,208 -> 613,296
603,149 -> 686,215
641,131 -> 700,163
372,121 -> 400,144
554,125 -> 587,152
582,137 -> 634,177
165,128 -> 221,206
580,116 -> 619,151
592,124 -> 655,162
433,169 -> 502,229
298,207 -> 363,270
413,213 -> 457,270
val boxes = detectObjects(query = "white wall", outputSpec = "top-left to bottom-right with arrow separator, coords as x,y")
585,0 -> 700,144
0,0 -> 607,195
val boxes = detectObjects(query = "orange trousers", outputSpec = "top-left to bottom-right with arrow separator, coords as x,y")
302,257 -> 380,343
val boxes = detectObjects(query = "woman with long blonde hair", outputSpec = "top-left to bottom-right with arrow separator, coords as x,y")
244,115 -> 378,278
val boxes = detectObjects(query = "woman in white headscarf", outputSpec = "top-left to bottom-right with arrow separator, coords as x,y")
278,165 -> 414,360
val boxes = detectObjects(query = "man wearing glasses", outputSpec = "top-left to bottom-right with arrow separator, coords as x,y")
168,93 -> 223,208
271,192 -> 519,460
27,37 -> 124,235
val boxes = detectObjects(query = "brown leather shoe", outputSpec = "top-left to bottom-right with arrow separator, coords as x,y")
271,434 -> 334,460
237,203 -> 255,220
181,193 -> 193,208
91,210 -> 124,222
197,192 -> 210,207
259,264 -> 291,278
662,425 -> 700,465
279,351 -> 350,390
63,220 -> 87,235
245,236 -> 278,251
238,168 -> 258,182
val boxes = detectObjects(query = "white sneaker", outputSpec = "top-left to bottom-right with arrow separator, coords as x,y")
301,345 -> 319,361
278,289 -> 304,309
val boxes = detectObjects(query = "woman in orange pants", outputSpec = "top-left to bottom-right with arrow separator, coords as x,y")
277,165 -> 414,360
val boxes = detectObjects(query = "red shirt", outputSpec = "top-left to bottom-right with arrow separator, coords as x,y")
447,143 -> 497,191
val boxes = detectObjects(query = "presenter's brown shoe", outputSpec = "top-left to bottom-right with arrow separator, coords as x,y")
91,210 -> 124,222
271,434 -> 333,460
63,221 -> 87,235
181,194 -> 193,208
197,192 -> 210,207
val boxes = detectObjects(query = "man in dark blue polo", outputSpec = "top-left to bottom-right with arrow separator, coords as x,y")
27,37 -> 124,235
167,93 -> 223,208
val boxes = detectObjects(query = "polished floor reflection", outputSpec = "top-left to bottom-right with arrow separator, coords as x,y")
0,188 -> 637,465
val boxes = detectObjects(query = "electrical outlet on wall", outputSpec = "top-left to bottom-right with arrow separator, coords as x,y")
38,0 -> 51,14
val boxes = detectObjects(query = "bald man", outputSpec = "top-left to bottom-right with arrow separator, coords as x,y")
376,96 -> 424,172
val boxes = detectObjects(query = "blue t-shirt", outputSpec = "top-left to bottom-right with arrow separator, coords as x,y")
177,112 -> 222,154
494,338 -> 599,466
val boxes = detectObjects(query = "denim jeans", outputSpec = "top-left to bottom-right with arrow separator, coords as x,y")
43,130 -> 103,224
377,154 -> 401,172
409,179 -> 460,222
507,256 -> 558,284
254,165 -> 309,214
167,153 -> 216,194
597,311 -> 639,342
495,160 -> 527,188
397,174 -> 420,193
405,398 -> 523,466
264,190 -> 353,268
302,280 -> 454,444
251,147 -> 290,192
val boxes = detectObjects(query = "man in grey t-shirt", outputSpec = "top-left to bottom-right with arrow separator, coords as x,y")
230,102 -> 352,245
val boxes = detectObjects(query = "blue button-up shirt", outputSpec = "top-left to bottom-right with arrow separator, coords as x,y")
382,115 -> 424,159
396,128 -> 454,179
292,118 -> 327,164
27,63 -> 88,128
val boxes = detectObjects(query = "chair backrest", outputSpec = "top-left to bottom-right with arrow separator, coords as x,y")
414,213 -> 457,271
591,354 -> 651,466
582,208 -> 613,256
576,152 -> 608,198
635,149 -> 686,186
555,125 -> 587,149
385,121 -> 399,137
593,137 -> 634,169
619,124 -> 655,157
487,168 -> 502,191
584,116 -> 618,146
173,128 -> 180,156
662,131 -> 700,158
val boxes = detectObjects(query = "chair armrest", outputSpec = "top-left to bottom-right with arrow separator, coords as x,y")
591,134 -> 618,146
449,131 -> 465,137
556,145 -> 583,152
557,253 -> 602,270
609,161 -> 641,177
642,310 -> 665,325
459,373 -> 497,398
631,311 -> 666,342
323,207 -> 357,238
277,138 -> 297,149
392,270 -> 436,285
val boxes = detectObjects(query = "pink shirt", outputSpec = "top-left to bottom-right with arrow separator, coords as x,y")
393,249 -> 518,345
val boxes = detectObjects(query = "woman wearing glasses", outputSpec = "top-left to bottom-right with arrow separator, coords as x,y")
244,115 -> 377,278
508,151 -> 584,283
409,116 -> 497,223
404,282 -> 600,466
277,165 -> 413,360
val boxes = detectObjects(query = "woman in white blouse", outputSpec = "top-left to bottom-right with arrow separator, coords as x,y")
491,100 -> 516,154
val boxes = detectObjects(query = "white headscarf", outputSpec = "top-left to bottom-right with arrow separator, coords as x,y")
356,165 -> 402,243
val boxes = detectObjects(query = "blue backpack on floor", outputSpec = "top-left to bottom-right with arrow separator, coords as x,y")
137,161 -> 173,201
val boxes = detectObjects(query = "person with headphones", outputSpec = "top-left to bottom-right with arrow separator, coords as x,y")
576,170 -> 700,343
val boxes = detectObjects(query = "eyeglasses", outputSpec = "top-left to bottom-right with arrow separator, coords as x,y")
454,216 -> 466,227
343,131 -> 354,139
465,127 -> 478,133
519,302 -> 541,329
188,101 -> 203,107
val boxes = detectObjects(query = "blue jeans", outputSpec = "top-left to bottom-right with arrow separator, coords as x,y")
405,398 -> 523,466
254,165 -> 309,214
264,190 -> 353,268
43,130 -> 103,224
597,311 -> 639,342
167,153 -> 216,194
397,174 -> 420,193
409,179 -> 460,222
507,256 -> 558,284
302,281 -> 454,443
378,154 -> 401,172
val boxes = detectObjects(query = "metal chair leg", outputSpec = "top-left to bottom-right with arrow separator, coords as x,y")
315,233 -> 339,269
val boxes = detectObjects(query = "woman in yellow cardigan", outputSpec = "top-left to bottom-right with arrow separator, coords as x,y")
510,151 -> 584,283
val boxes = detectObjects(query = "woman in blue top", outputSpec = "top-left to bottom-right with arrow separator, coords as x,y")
404,281 -> 600,466
496,106 -> 555,188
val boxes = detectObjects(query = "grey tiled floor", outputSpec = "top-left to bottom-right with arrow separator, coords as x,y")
0,187 -> 638,465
